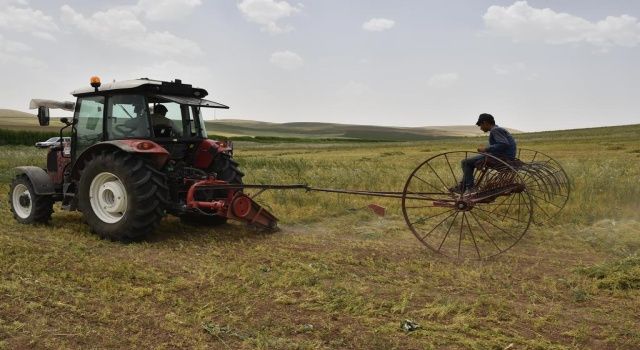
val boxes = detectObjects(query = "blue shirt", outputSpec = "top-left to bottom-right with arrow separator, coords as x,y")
487,125 -> 517,159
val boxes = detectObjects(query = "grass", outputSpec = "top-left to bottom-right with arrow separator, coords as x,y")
0,129 -> 62,146
0,124 -> 639,349
577,254 -> 640,290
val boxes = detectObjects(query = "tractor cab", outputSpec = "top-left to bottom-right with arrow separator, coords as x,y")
12,77 -> 268,242
68,77 -> 229,162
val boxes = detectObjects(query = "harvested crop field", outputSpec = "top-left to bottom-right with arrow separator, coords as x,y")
1,125 -> 639,349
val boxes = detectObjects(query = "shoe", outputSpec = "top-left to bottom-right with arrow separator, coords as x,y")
463,187 -> 477,196
449,184 -> 464,194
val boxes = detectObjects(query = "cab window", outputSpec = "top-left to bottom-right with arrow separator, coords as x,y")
106,95 -> 151,139
192,106 -> 207,138
150,102 -> 183,137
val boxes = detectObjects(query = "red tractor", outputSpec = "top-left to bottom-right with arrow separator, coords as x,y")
9,77 -> 277,241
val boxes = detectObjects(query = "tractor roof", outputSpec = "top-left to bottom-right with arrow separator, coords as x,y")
71,78 -> 209,99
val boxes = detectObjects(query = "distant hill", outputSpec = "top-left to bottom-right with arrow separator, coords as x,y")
0,109 -> 34,118
204,119 -> 520,141
0,108 -> 521,141
0,109 -> 62,132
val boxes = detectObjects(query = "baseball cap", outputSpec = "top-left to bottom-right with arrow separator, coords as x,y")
153,104 -> 168,114
476,113 -> 494,126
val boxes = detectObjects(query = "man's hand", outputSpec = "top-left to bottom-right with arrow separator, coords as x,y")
477,145 -> 487,152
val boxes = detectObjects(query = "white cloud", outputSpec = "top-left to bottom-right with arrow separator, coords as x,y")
493,62 -> 539,80
238,0 -> 302,34
483,1 -> 640,50
0,35 -> 30,53
0,34 -> 46,68
337,81 -> 372,97
270,50 -> 303,70
135,0 -> 202,21
130,60 -> 210,83
362,18 -> 395,32
493,62 -> 526,75
427,73 -> 459,88
0,1 -> 29,4
0,4 -> 60,41
60,5 -> 202,57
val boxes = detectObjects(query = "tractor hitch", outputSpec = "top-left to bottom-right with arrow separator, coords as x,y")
185,178 -> 279,230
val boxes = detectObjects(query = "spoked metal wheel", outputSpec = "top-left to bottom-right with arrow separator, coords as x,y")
516,149 -> 570,224
401,151 -> 533,259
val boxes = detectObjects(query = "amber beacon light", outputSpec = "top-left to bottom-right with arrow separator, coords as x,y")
90,76 -> 101,91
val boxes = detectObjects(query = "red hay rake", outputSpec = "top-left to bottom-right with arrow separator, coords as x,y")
400,149 -> 569,259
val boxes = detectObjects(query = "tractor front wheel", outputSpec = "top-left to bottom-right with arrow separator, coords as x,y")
9,175 -> 53,224
77,151 -> 168,241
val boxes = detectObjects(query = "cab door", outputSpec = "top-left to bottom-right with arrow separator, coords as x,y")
72,96 -> 105,161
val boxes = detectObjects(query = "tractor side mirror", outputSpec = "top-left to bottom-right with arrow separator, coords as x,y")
37,106 -> 50,126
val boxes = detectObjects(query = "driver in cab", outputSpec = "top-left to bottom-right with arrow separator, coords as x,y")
151,104 -> 179,137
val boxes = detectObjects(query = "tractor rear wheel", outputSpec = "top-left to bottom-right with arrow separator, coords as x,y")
77,151 -> 168,241
212,152 -> 244,184
9,175 -> 53,224
179,152 -> 244,226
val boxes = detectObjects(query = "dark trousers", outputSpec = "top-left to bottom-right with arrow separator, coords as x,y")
461,154 -> 486,189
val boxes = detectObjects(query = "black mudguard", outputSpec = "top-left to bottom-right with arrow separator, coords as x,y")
14,166 -> 55,195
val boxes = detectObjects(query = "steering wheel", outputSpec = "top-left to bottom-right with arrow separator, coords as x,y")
114,119 -> 140,137
115,123 -> 137,137
153,124 -> 175,138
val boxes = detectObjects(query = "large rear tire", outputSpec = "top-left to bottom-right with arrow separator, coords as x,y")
9,175 -> 53,224
211,152 -> 244,184
77,151 -> 168,241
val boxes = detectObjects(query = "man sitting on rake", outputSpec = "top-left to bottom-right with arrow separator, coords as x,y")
452,113 -> 517,194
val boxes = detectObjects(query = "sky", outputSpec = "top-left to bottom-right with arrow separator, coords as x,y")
1,0 -> 639,131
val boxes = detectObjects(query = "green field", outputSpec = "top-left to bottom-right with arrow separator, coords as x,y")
1,124 -> 639,349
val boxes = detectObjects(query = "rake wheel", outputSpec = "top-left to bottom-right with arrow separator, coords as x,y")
401,151 -> 534,260
516,148 -> 570,224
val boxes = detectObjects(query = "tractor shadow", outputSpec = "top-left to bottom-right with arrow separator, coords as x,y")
42,205 -> 278,245
145,216 -> 280,244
